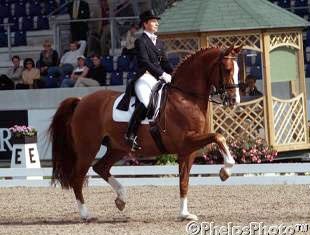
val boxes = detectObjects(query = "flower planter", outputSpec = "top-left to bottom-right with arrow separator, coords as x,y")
11,135 -> 37,144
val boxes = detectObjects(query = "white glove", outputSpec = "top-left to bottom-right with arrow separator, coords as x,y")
159,72 -> 172,83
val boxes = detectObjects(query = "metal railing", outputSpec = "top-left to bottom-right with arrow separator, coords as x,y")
0,23 -> 14,59
51,16 -> 139,56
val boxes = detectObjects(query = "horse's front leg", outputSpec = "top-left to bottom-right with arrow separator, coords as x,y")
178,153 -> 198,221
185,133 -> 235,181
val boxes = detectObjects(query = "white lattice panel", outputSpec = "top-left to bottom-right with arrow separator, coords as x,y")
269,32 -> 300,51
207,34 -> 261,51
163,38 -> 199,53
212,97 -> 265,140
273,94 -> 306,145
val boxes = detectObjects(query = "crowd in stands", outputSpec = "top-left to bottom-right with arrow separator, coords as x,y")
0,37 -> 139,90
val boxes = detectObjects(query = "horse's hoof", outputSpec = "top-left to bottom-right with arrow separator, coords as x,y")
219,167 -> 231,181
178,213 -> 198,221
115,197 -> 126,211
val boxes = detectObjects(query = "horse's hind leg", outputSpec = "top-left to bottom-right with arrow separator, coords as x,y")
93,149 -> 127,211
71,148 -> 98,221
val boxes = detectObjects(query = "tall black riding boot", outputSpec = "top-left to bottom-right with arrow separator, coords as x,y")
125,103 -> 147,151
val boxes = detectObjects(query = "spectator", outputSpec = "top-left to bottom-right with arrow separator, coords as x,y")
245,75 -> 263,97
19,58 -> 41,89
75,54 -> 106,87
67,0 -> 90,41
37,40 -> 59,76
61,55 -> 89,88
122,23 -> 138,56
7,55 -> 23,86
60,40 -> 87,68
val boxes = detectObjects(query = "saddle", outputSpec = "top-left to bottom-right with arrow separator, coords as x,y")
116,80 -> 169,153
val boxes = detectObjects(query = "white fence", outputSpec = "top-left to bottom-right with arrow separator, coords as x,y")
0,163 -> 310,187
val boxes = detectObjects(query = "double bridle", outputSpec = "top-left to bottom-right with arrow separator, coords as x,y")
170,54 -> 239,105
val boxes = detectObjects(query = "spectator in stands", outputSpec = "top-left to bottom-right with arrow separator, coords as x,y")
37,40 -> 59,76
122,23 -> 138,56
100,0 -> 111,55
7,55 -> 23,86
68,0 -> 90,41
75,54 -> 106,87
60,40 -> 87,68
61,55 -> 89,87
19,58 -> 41,89
245,75 -> 263,97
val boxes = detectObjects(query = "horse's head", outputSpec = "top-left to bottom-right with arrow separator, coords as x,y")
211,46 -> 242,107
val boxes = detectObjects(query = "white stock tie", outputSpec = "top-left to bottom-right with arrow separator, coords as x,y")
150,34 -> 157,45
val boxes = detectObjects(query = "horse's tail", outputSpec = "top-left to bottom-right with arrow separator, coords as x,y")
49,97 -> 81,189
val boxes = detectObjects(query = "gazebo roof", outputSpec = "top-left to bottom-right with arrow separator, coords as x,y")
158,0 -> 309,34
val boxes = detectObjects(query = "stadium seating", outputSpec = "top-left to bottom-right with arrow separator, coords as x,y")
110,72 -> 123,85
117,55 -> 130,72
277,0 -> 291,8
101,56 -> 114,72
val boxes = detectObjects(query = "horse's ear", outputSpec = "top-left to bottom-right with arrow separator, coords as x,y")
224,45 -> 234,56
233,45 -> 243,54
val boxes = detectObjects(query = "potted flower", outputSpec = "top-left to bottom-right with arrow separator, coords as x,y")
198,136 -> 277,164
9,125 -> 37,144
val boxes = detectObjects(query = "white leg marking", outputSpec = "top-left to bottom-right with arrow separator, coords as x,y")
77,200 -> 91,220
108,176 -> 127,202
220,143 -> 235,168
233,60 -> 241,104
179,197 -> 198,221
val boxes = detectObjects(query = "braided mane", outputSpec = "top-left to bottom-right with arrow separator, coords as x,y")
172,47 -> 217,78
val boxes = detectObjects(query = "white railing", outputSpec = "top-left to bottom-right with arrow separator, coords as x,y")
0,163 -> 310,187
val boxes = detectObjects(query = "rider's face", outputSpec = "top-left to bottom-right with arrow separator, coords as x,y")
143,19 -> 159,33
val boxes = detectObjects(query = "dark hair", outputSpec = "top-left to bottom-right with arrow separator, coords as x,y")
91,53 -> 101,59
23,58 -> 35,67
11,55 -> 20,61
246,74 -> 257,82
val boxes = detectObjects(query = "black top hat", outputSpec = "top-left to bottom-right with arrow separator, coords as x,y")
139,10 -> 160,26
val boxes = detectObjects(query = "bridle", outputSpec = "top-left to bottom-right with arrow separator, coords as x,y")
209,55 -> 240,105
169,52 -> 240,106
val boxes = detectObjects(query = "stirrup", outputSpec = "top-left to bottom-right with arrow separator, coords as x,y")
126,135 -> 141,151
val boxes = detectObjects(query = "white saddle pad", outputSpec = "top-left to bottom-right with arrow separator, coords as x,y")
112,94 -> 150,124
112,89 -> 163,124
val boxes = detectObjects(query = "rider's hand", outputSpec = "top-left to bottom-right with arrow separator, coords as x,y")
160,72 -> 172,83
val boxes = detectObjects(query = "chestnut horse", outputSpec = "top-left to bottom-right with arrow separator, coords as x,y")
49,46 -> 241,221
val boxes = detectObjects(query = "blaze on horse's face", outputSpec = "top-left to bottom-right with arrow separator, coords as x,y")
220,46 -> 242,106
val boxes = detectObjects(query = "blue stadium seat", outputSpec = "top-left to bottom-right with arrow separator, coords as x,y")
44,0 -> 57,14
277,0 -> 290,8
294,0 -> 308,16
28,1 -> 42,16
0,4 -> 10,18
8,17 -> 19,32
110,72 -> 123,85
22,16 -> 34,31
85,57 -> 93,68
101,56 -> 114,72
12,31 -> 27,46
0,32 -> 7,47
117,55 -> 130,72
37,16 -> 49,30
305,64 -> 310,78
127,71 -> 137,81
13,2 -> 26,17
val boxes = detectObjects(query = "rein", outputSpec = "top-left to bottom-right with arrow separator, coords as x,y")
169,54 -> 240,104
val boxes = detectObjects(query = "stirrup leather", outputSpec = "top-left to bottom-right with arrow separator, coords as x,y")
126,135 -> 141,151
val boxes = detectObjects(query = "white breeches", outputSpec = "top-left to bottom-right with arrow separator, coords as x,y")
134,73 -> 159,107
